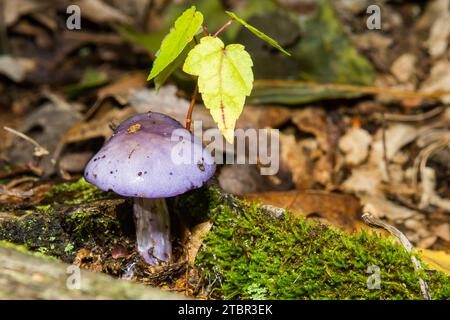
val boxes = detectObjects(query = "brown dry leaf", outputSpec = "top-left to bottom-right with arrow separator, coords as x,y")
246,190 -> 370,233
417,236 -> 438,249
97,72 -> 147,102
61,107 -> 134,144
284,108 -> 336,188
420,60 -> 450,104
4,0 -> 47,26
53,106 -> 136,171
361,195 -> 418,221
419,249 -> 450,275
75,0 -> 132,25
280,133 -> 319,189
433,223 -> 450,242
291,108 -> 329,149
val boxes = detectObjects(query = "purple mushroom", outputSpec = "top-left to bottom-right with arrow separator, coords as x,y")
84,112 -> 216,265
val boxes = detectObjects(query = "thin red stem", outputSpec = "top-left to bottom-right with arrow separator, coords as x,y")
213,19 -> 233,37
202,25 -> 209,36
185,83 -> 198,131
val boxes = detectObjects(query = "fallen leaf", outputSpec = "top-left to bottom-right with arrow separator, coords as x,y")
433,223 -> 450,242
4,0 -> 47,26
97,72 -> 147,102
419,249 -> 450,275
246,190 -> 366,233
360,196 -> 418,221
75,0 -> 132,25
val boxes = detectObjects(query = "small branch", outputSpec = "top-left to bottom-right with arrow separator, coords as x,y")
362,212 -> 431,300
185,83 -> 199,131
202,25 -> 209,36
373,106 -> 444,122
3,126 -> 49,157
213,19 -> 233,37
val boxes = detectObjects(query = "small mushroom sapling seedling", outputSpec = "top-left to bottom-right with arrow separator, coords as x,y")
84,112 -> 215,264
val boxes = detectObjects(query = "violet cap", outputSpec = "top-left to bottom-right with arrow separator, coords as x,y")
84,112 -> 216,198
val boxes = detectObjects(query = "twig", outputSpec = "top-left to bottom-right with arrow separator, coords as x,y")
213,19 -> 233,37
202,25 -> 209,36
3,126 -> 49,157
373,106 -> 445,122
0,166 -> 31,179
362,212 -> 431,300
0,185 -> 33,198
185,83 -> 199,131
411,138 -> 450,193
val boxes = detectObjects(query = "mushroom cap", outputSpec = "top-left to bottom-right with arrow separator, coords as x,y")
84,112 -> 216,198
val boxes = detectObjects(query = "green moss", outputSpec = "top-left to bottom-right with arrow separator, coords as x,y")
0,207 -> 72,260
64,205 -> 124,245
0,240 -> 57,261
192,193 -> 450,300
0,178 -> 130,261
45,177 -> 113,205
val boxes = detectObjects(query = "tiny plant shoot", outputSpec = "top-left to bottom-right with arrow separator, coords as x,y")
147,6 -> 290,144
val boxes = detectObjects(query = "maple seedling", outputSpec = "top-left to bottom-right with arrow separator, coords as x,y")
147,6 -> 290,144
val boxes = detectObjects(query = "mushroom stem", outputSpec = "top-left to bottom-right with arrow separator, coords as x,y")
133,198 -> 172,265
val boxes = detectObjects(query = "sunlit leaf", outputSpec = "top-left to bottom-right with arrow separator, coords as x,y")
225,11 -> 290,56
154,42 -> 194,92
183,36 -> 253,143
148,6 -> 203,81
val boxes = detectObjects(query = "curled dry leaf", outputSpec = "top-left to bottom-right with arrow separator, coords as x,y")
246,190 -> 370,233
75,0 -> 132,25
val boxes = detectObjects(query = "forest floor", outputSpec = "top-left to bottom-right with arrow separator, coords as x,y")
0,0 -> 450,299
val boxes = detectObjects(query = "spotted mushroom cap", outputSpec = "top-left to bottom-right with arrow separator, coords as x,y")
84,112 -> 216,198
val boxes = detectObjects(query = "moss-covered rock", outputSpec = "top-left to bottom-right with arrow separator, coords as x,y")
178,186 -> 450,300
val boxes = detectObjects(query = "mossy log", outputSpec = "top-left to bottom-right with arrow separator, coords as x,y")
0,244 -> 183,299
0,178 -> 449,299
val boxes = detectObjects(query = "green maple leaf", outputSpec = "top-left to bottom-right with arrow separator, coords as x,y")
148,6 -> 203,82
225,11 -> 290,56
183,36 -> 254,143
